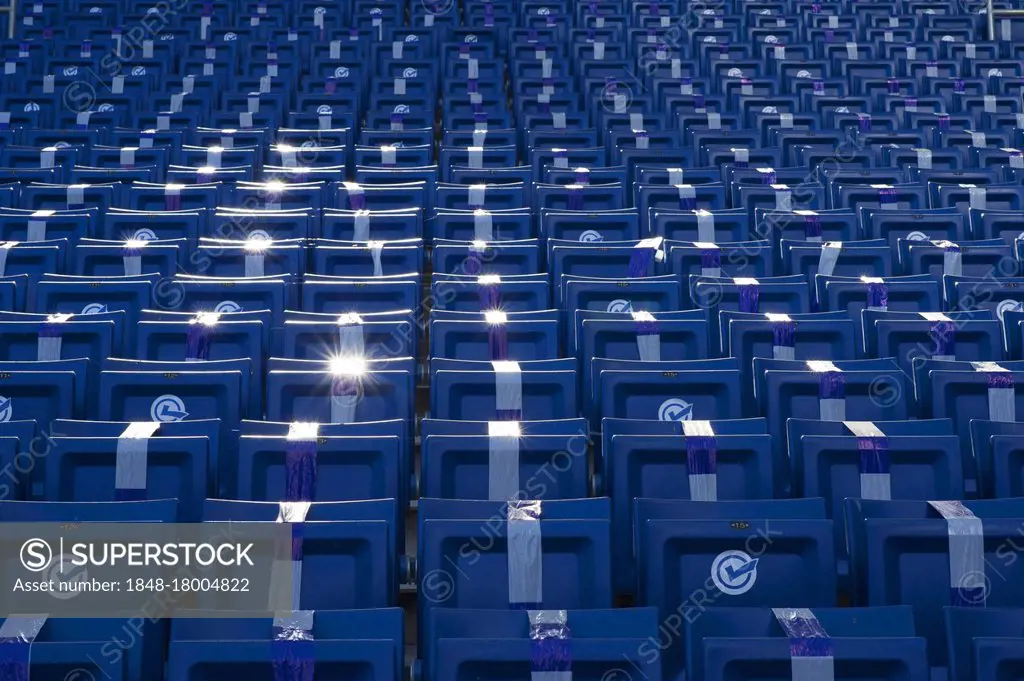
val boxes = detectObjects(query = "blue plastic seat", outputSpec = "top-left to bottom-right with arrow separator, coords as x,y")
634,498 -> 835,681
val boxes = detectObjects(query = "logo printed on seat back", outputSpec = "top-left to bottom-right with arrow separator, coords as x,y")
658,397 -> 694,422
711,550 -> 758,595
906,231 -> 929,241
132,228 -> 157,241
151,394 -> 188,422
579,230 -> 603,242
214,300 -> 242,313
0,396 -> 12,423
997,299 -> 1022,321
606,299 -> 632,313
81,303 -> 108,315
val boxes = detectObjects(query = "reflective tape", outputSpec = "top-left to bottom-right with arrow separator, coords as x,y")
380,145 -> 397,167
808,361 -> 845,421
696,209 -> 714,242
984,95 -> 997,113
473,209 -> 493,241
817,242 -> 842,277
553,148 -> 568,168
507,500 -> 543,607
245,249 -> 266,277
122,240 -> 144,276
0,242 -> 15,277
488,420 -> 520,501
759,167 -> 777,185
916,148 -> 932,170
352,210 -> 371,241
632,310 -> 661,361
973,362 -> 1016,422
707,112 -> 721,129
668,168 -> 684,185
772,185 -> 793,210
120,147 -> 137,167
846,42 -> 858,59
337,312 -> 365,356
493,361 -> 523,421
528,610 -> 571,681
39,146 -> 55,168
768,313 -> 795,360
928,500 -> 986,607
368,241 -> 384,277
967,186 -> 986,210
468,146 -> 484,169
772,609 -> 834,681
115,422 -> 160,500
939,241 -> 962,277
37,314 -> 69,361
683,420 -> 717,501
970,131 -> 987,147
66,185 -> 86,210
676,184 -> 696,210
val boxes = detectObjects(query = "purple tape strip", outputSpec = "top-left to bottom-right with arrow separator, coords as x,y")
114,487 -> 147,501
185,323 -> 212,361
489,324 -> 509,361
739,283 -> 760,313
761,169 -> 777,185
700,248 -> 721,271
627,246 -> 656,278
930,321 -> 956,358
773,321 -> 796,350
867,282 -> 889,309
284,439 -> 317,503
989,372 -> 1015,390
858,115 -> 872,132
479,282 -> 500,310
686,435 -> 717,475
678,194 -> 696,210
165,194 -> 181,211
804,214 -> 822,238
567,185 -> 583,211
271,619 -> 314,681
818,371 -> 846,400
530,616 -> 571,675
858,436 -> 891,475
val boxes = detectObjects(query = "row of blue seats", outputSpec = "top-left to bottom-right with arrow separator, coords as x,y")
10,495 -> 1024,681
11,603 -> 1024,681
